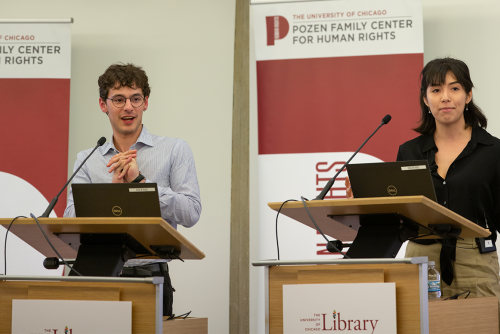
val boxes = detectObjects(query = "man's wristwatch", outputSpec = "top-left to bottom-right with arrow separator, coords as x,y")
131,172 -> 145,183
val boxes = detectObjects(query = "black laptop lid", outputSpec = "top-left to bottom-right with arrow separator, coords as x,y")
346,160 -> 437,201
72,183 -> 161,217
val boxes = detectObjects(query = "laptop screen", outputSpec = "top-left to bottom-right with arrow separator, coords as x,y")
72,183 -> 162,217
346,160 -> 437,201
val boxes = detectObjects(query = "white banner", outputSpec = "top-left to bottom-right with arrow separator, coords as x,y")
259,152 -> 382,259
0,22 -> 71,78
0,20 -> 71,276
12,299 -> 132,334
283,283 -> 397,334
253,0 -> 423,61
253,0 -> 423,262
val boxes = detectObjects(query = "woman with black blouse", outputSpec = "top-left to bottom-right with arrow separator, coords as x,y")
347,58 -> 500,318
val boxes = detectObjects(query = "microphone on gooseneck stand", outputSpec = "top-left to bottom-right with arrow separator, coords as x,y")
40,136 -> 106,217
315,115 -> 392,200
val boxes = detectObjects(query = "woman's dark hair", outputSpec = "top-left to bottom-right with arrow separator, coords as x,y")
98,63 -> 151,100
414,57 -> 487,134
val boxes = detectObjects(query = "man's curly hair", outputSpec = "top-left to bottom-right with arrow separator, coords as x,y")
98,63 -> 151,100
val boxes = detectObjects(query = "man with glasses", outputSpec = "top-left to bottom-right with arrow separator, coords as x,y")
64,63 -> 201,317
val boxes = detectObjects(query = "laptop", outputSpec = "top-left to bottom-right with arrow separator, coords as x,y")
72,183 -> 162,217
346,160 -> 437,201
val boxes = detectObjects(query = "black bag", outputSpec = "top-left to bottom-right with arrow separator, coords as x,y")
162,263 -> 174,317
121,262 -> 174,316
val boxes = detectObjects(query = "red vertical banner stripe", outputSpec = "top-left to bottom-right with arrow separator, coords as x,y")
257,53 -> 423,161
0,78 -> 70,217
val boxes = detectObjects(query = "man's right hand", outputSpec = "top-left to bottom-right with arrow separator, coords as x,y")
345,176 -> 354,199
107,150 -> 138,183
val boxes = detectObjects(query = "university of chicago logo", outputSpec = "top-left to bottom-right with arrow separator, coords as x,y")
265,16 -> 289,45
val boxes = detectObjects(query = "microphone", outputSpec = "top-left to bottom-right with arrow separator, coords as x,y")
315,115 -> 392,200
40,137 -> 106,217
43,257 -> 75,269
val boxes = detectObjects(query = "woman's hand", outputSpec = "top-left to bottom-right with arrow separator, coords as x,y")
345,176 -> 354,199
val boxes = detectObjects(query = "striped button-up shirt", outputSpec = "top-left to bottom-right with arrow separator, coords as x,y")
64,125 -> 202,231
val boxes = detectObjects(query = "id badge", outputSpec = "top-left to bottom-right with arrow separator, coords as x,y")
476,237 -> 497,254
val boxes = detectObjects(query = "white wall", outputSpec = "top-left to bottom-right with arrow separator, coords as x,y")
1,1 -> 235,333
422,0 -> 500,137
249,0 -> 500,333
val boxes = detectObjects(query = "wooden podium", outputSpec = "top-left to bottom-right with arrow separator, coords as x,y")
253,258 -> 499,334
0,217 -> 205,334
268,196 -> 490,243
254,196 -> 497,334
269,196 -> 490,258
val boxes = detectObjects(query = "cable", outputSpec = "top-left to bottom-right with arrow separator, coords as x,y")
407,236 -> 474,249
166,310 -> 192,321
30,213 -> 83,276
300,197 -> 350,259
275,199 -> 298,261
444,290 -> 470,300
171,253 -> 184,262
3,216 -> 27,275
409,225 -> 464,243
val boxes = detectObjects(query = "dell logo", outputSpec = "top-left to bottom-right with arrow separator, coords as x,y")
112,206 -> 123,216
387,185 -> 397,196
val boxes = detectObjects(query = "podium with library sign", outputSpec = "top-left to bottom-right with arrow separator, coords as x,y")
253,196 -> 498,334
0,217 -> 207,334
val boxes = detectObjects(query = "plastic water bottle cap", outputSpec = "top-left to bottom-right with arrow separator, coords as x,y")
429,261 -> 435,266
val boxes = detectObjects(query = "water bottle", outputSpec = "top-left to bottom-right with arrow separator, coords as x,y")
428,261 -> 441,299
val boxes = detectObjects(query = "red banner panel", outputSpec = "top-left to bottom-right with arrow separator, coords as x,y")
257,53 -> 423,161
0,78 -> 70,217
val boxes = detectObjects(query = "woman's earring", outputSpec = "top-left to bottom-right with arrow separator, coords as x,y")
428,108 -> 431,114
466,104 -> 468,111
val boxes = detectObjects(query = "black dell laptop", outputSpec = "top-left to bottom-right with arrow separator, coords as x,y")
72,183 -> 162,217
346,160 -> 437,201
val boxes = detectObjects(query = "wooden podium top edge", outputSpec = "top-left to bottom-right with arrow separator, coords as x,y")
268,196 -> 490,238
0,217 -> 206,260
268,196 -> 431,210
0,217 -> 168,224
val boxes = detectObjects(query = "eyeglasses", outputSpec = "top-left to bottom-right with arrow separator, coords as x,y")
107,95 -> 145,108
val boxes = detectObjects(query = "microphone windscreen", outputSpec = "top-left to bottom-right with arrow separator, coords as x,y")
382,114 -> 392,124
97,137 -> 107,146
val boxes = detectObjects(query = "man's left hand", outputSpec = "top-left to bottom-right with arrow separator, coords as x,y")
123,158 -> 140,183
107,150 -> 140,183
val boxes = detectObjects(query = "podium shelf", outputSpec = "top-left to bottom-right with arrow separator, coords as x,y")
0,217 -> 205,260
268,196 -> 490,241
